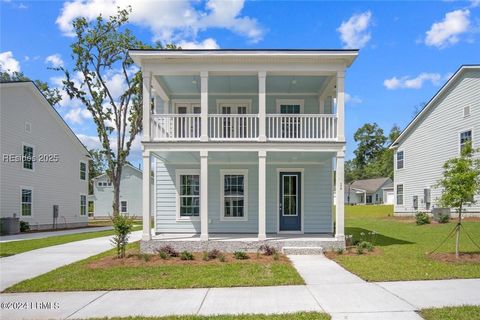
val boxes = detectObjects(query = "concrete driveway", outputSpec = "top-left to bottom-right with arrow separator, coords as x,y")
0,226 -> 114,243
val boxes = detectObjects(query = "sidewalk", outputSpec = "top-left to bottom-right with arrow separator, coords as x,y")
0,226 -> 114,243
0,231 -> 142,291
1,255 -> 479,320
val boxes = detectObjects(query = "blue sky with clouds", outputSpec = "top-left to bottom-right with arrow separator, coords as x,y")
1,0 -> 480,165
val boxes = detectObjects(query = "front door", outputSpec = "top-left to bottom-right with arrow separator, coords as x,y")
279,172 -> 301,232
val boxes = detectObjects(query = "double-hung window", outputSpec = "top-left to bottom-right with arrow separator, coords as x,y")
80,195 -> 87,215
460,130 -> 472,153
396,184 -> 404,205
80,162 -> 87,180
177,171 -> 200,218
23,144 -> 34,170
121,200 -> 128,213
21,188 -> 32,216
396,151 -> 404,169
221,170 -> 248,220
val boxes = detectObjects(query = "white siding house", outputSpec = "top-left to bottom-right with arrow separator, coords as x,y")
345,178 -> 393,205
391,65 -> 480,216
130,49 -> 358,252
0,82 -> 90,230
90,164 -> 149,218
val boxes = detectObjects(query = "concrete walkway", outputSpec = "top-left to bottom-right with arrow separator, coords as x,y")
1,255 -> 479,319
0,231 -> 142,291
0,226 -> 114,242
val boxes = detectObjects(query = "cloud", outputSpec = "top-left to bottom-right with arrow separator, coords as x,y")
337,11 -> 372,49
45,54 -> 64,68
0,51 -> 21,74
76,133 -> 142,163
383,72 -> 451,90
470,0 -> 480,7
345,93 -> 362,105
56,0 -> 264,44
425,9 -> 470,48
65,108 -> 92,124
177,38 -> 220,49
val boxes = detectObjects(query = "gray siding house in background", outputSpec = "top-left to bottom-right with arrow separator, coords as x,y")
90,164 -> 151,218
345,177 -> 393,205
0,82 -> 90,230
391,65 -> 480,216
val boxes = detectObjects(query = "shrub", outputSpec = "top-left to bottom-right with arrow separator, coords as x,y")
258,244 -> 277,256
110,213 -> 134,258
335,248 -> 344,255
156,245 -> 179,258
273,252 -> 280,261
202,251 -> 210,261
208,249 -> 221,260
139,253 -> 151,262
415,212 -> 431,225
356,245 -> 365,255
19,220 -> 30,232
158,251 -> 168,260
438,213 -> 450,224
356,241 -> 374,255
180,250 -> 194,261
219,254 -> 226,262
233,251 -> 249,260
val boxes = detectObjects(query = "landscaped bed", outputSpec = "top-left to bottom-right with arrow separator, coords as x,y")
328,205 -> 480,281
88,312 -> 331,320
420,305 -> 480,320
4,242 -> 304,292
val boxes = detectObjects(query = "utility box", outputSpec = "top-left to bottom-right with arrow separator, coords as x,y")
432,208 -> 450,222
0,217 -> 20,235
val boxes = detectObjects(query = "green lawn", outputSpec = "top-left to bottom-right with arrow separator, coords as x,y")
89,313 -> 330,320
0,226 -> 141,257
421,306 -> 480,320
4,242 -> 304,292
330,205 -> 480,281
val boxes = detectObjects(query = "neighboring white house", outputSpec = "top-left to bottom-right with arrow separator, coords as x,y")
130,49 -> 358,251
391,65 -> 480,216
90,164 -> 148,218
345,178 -> 393,205
0,81 -> 90,230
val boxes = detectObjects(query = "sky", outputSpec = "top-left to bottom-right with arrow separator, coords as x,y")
1,0 -> 480,166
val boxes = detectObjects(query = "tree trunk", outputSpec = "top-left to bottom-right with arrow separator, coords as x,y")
112,166 -> 123,217
455,204 -> 462,259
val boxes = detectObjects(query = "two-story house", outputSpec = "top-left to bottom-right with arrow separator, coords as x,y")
0,81 -> 90,230
391,65 -> 480,216
130,49 -> 358,252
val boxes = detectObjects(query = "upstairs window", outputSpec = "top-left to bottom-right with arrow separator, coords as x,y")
460,130 -> 472,153
396,184 -> 404,205
396,151 -> 404,169
23,144 -> 34,170
80,162 -> 87,180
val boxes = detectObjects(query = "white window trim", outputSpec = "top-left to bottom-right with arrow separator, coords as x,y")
80,160 -> 87,181
281,174 -> 300,217
276,99 -> 305,114
396,184 -> 404,206
173,100 -> 201,114
80,194 -> 87,216
220,169 -> 248,222
276,168 -> 305,234
20,186 -> 33,217
22,142 -> 35,172
120,200 -> 128,213
175,169 -> 201,222
396,149 -> 405,170
216,99 -> 252,114
458,128 -> 474,155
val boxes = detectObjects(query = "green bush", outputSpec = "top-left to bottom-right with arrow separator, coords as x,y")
202,251 -> 209,261
110,213 -> 134,258
356,241 -> 374,255
335,248 -> 344,255
219,254 -> 226,262
158,251 -> 168,260
180,250 -> 194,260
438,213 -> 450,224
415,212 -> 431,225
273,252 -> 280,261
233,251 -> 249,260
19,220 -> 30,232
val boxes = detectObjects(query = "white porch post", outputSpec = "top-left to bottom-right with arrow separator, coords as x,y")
335,149 -> 345,240
258,150 -> 267,240
200,71 -> 209,141
336,71 -> 345,141
142,150 -> 152,241
142,72 -> 152,141
258,71 -> 267,142
200,150 -> 209,240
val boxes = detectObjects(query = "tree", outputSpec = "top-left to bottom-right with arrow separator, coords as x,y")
88,149 -> 107,194
59,8 -> 146,216
0,71 -> 61,106
436,142 -> 480,258
353,123 -> 387,171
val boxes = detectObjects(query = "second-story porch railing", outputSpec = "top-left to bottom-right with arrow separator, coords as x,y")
150,114 -> 338,141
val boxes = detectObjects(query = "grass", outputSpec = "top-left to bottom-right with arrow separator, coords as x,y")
4,242 -> 304,292
329,205 -> 480,281
421,305 -> 480,320
88,313 -> 330,320
0,226 -> 141,257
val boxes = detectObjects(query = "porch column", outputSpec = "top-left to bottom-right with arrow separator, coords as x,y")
335,149 -> 345,240
200,150 -> 209,240
258,71 -> 267,142
336,71 -> 345,141
142,72 -> 152,141
258,150 -> 267,240
200,71 -> 209,141
142,150 -> 152,241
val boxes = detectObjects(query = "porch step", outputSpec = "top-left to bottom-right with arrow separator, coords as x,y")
282,246 -> 323,255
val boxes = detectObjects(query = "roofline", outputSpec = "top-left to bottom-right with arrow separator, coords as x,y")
130,48 -> 359,52
0,81 -> 90,156
92,163 -> 142,180
390,64 -> 480,149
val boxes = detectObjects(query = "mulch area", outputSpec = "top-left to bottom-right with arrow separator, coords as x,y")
325,247 -> 382,258
427,252 -> 480,263
87,250 -> 290,269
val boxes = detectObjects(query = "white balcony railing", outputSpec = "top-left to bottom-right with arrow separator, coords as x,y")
150,114 -> 337,141
266,114 -> 337,141
209,114 -> 259,140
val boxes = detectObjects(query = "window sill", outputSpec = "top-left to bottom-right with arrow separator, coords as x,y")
176,217 -> 200,222
220,217 -> 248,222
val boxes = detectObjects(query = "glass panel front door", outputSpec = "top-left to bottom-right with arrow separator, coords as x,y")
279,172 -> 301,231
